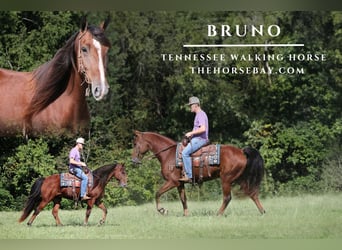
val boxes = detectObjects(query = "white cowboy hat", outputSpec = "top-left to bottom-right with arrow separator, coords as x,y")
76,137 -> 85,144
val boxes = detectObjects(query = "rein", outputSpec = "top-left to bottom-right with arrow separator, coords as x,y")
133,132 -> 177,163
144,143 -> 177,161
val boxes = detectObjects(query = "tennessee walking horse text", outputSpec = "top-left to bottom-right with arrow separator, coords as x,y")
18,163 -> 127,226
0,16 -> 111,136
132,131 -> 265,216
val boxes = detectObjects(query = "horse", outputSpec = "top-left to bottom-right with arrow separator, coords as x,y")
18,163 -> 127,226
132,130 -> 266,216
0,16 -> 111,137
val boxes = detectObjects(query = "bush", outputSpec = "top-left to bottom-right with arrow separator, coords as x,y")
2,138 -> 56,201
0,187 -> 14,210
244,120 -> 335,195
320,147 -> 342,192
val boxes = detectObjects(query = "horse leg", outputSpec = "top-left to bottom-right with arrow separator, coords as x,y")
52,197 -> 63,226
217,181 -> 232,216
249,192 -> 266,214
84,203 -> 93,226
96,202 -> 107,225
156,180 -> 177,215
177,184 -> 188,216
27,200 -> 49,226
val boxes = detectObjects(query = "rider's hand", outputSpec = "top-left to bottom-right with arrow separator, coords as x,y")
185,132 -> 192,138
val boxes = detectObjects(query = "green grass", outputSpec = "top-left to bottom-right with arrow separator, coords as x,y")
0,193 -> 341,239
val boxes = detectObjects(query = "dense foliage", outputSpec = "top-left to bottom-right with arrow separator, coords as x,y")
0,11 -> 341,210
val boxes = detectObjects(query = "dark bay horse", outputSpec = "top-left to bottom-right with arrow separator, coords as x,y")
0,17 -> 111,136
18,163 -> 127,226
132,130 -> 265,216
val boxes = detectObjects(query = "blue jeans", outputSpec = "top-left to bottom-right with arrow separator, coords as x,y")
182,137 -> 208,178
72,167 -> 88,198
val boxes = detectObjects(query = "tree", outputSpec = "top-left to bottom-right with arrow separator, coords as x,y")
1,11 -> 342,209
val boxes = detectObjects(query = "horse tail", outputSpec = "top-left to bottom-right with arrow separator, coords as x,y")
18,177 -> 44,223
239,147 -> 265,196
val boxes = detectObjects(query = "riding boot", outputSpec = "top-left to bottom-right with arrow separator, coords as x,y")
179,173 -> 191,182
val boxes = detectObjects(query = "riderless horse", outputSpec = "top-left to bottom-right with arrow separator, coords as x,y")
0,16 -> 111,136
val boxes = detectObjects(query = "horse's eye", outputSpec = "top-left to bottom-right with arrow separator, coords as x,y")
81,47 -> 87,53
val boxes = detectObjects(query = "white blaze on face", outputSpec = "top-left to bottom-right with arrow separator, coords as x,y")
92,38 -> 106,99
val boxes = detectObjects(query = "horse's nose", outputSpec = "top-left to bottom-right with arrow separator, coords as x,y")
93,86 -> 102,98
92,83 -> 109,101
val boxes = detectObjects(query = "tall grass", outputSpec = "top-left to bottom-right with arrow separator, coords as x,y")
0,193 -> 341,239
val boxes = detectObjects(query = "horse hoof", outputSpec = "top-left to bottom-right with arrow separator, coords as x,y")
158,208 -> 168,215
98,219 -> 105,226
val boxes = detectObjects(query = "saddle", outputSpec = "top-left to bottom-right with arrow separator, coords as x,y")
60,169 -> 93,197
176,142 -> 220,179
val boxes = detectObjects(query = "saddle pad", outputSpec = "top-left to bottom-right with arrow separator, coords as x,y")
60,173 -> 80,187
176,143 -> 220,167
208,144 -> 220,165
60,172 -> 93,188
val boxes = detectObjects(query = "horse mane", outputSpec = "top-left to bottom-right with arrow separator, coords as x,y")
24,32 -> 79,124
24,24 -> 111,125
92,163 -> 119,187
144,132 -> 176,145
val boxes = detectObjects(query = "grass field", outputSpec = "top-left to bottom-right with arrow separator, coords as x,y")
0,193 -> 341,239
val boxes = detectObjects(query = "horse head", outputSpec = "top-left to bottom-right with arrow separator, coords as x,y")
132,130 -> 149,164
76,16 -> 111,101
114,163 -> 128,187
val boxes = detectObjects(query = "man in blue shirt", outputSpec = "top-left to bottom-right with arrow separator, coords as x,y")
179,96 -> 209,182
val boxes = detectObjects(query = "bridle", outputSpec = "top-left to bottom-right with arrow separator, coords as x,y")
77,31 -> 92,95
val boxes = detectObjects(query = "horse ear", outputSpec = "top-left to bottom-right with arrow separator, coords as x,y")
80,16 -> 88,32
100,15 -> 110,31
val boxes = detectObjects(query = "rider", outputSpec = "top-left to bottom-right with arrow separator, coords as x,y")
179,96 -> 209,182
69,137 -> 91,200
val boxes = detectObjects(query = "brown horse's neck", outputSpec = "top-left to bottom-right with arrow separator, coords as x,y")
27,71 -> 90,135
145,132 -> 177,161
92,164 -> 119,188
65,71 -> 88,101
59,72 -> 90,131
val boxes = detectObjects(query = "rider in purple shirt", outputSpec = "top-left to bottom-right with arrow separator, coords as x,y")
179,96 -> 209,182
69,137 -> 91,200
